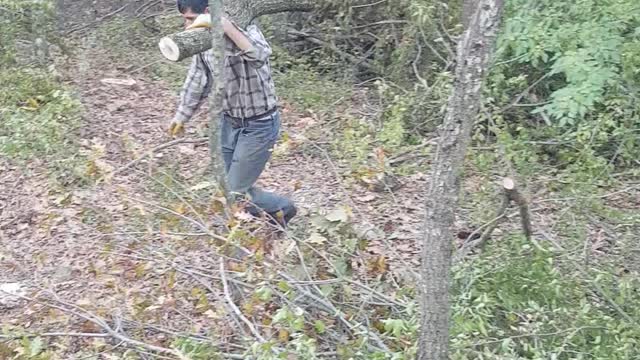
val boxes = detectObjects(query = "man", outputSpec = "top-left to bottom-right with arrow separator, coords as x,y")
168,0 -> 296,228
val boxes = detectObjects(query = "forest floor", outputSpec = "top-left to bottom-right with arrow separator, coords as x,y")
1,5 -> 639,360
0,12 -> 433,359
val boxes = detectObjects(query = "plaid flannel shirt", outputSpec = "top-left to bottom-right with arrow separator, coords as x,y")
173,24 -> 277,122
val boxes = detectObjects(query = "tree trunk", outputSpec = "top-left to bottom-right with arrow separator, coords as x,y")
158,0 -> 314,61
417,1 -> 505,359
56,0 -> 65,32
461,0 -> 477,29
208,0 -> 229,197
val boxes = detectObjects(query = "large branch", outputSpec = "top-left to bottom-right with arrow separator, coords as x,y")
159,0 -> 314,62
418,0 -> 505,359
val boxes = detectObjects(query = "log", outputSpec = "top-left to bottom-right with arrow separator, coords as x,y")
158,0 -> 314,62
158,29 -> 212,62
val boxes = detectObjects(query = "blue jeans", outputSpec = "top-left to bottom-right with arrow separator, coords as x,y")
220,111 -> 295,221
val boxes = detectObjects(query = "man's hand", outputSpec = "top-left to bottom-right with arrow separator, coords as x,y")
186,14 -> 212,30
168,119 -> 185,137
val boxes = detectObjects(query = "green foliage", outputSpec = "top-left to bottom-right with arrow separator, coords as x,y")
0,69 -> 81,159
450,231 -> 640,360
271,46 -> 351,113
486,0 -> 640,168
0,335 -> 56,360
0,0 -> 56,65
172,338 -> 222,360
500,0 -> 640,122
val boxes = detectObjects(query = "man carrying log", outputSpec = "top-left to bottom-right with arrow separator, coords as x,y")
167,0 -> 297,228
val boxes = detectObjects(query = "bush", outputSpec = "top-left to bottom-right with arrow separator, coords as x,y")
0,69 -> 81,158
485,0 -> 640,168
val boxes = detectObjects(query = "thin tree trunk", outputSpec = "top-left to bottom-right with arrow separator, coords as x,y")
208,0 -> 229,198
159,0 -> 314,61
461,0 -> 477,29
418,1 -> 505,359
56,0 -> 65,32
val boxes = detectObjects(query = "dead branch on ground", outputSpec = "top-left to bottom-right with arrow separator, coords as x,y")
110,137 -> 207,176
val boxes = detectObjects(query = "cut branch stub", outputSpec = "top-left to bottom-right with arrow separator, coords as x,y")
158,0 -> 315,62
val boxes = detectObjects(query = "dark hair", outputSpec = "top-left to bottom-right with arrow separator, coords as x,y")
177,0 -> 208,14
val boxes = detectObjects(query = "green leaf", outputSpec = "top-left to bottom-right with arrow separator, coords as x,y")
255,286 -> 273,302
314,320 -> 326,334
30,337 -> 44,356
272,308 -> 290,324
307,232 -> 327,245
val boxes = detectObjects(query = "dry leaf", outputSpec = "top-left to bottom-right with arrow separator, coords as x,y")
325,207 -> 349,222
307,232 -> 327,245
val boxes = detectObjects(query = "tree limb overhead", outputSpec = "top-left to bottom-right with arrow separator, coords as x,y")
158,0 -> 315,61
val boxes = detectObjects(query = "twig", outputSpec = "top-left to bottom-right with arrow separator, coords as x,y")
534,184 -> 640,204
125,196 -> 228,243
0,290 -> 182,357
219,262 -> 268,344
538,231 -> 639,327
130,60 -> 164,74
111,137 -> 208,176
66,5 -> 128,35
351,0 -> 387,9
499,72 -> 552,113
412,40 -> 429,89
352,20 -> 409,29
135,0 -> 160,16
310,142 -> 420,280
388,140 -> 437,165
0,332 -> 109,340
419,29 -> 450,68
472,326 -> 605,347
286,29 -> 376,71
137,169 -> 207,227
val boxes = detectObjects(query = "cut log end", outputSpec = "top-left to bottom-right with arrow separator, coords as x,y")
159,37 -> 180,62
502,177 -> 515,190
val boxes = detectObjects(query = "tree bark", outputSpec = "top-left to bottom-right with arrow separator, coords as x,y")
208,0 -> 229,198
158,0 -> 314,61
461,0 -> 477,29
418,1 -> 505,359
158,29 -> 212,62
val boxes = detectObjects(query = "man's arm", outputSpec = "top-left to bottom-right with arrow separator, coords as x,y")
222,19 -> 272,68
173,54 -> 211,124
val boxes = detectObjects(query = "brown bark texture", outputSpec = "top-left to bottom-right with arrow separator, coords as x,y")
159,0 -> 314,61
418,1 -> 505,359
207,0 -> 229,198
461,0 -> 477,29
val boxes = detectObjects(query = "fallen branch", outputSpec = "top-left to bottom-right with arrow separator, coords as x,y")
219,262 -> 268,343
0,332 -> 109,340
388,139 -> 438,165
286,28 -> 376,72
0,290 -> 183,358
111,137 -> 208,176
